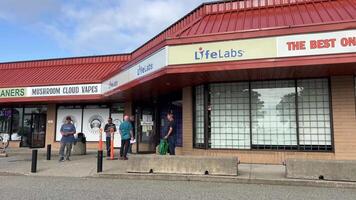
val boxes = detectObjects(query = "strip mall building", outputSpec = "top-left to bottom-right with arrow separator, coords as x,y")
1,0 -> 356,164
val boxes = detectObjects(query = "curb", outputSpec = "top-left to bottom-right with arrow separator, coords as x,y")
0,172 -> 26,176
94,173 -> 356,189
1,170 -> 356,189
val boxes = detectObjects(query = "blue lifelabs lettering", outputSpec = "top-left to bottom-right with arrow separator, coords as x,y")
137,63 -> 154,76
194,47 -> 245,60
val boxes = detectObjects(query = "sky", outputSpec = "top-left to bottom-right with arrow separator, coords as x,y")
0,0 -> 214,62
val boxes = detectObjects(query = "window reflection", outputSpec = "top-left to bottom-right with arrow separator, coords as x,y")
298,79 -> 331,149
251,80 -> 297,146
210,83 -> 250,149
11,108 -> 23,140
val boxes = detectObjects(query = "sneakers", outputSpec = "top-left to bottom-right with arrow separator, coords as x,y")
59,157 -> 71,162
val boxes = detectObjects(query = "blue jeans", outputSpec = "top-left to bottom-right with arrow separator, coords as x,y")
59,142 -> 72,160
106,137 -> 111,156
168,137 -> 176,155
120,139 -> 130,158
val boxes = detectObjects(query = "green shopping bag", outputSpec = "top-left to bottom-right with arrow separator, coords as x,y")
159,139 -> 169,155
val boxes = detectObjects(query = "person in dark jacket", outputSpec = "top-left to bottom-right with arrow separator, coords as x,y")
104,117 -> 116,157
163,112 -> 176,155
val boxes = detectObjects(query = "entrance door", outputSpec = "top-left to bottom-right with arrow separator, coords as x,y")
22,114 -> 46,148
136,107 -> 158,153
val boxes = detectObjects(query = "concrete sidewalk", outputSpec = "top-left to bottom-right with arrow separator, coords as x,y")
1,148 -> 356,189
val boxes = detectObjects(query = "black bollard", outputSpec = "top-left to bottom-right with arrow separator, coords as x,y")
97,150 -> 103,173
31,149 -> 38,173
46,144 -> 51,160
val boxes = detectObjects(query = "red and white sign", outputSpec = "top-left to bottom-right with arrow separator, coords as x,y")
277,30 -> 356,57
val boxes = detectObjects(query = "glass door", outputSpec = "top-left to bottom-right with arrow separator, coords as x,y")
136,107 -> 158,153
21,114 -> 46,148
21,114 -> 32,147
31,114 -> 46,148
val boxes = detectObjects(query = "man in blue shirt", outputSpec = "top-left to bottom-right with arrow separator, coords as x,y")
119,115 -> 133,160
59,116 -> 76,162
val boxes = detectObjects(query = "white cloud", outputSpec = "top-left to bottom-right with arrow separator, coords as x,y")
1,0 -> 216,55
46,0 -> 213,55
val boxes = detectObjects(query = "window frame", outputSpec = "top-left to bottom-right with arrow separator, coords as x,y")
192,77 -> 334,152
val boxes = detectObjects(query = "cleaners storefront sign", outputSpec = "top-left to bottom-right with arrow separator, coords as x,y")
0,88 -> 26,98
28,84 -> 101,97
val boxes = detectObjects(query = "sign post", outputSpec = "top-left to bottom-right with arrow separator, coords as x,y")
97,128 -> 103,173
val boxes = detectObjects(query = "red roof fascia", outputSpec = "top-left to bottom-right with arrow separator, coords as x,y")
167,20 -> 356,46
0,54 -> 131,70
0,61 -> 128,88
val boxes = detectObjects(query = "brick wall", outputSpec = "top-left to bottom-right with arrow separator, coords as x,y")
182,87 -> 194,153
331,76 -> 356,160
45,104 -> 56,148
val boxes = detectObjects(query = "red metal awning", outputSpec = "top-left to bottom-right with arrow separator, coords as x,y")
0,55 -> 130,88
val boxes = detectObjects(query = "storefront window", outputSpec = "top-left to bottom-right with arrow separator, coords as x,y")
194,78 -> 332,151
56,104 -> 122,143
194,85 -> 205,148
297,79 -> 331,150
251,80 -> 297,148
11,108 -> 23,140
210,82 -> 250,149
0,108 -> 12,138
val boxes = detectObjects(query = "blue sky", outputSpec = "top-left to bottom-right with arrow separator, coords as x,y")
0,0 -> 213,62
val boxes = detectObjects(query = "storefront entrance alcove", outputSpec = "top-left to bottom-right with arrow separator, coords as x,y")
0,106 -> 47,148
134,92 -> 183,154
22,113 -> 46,148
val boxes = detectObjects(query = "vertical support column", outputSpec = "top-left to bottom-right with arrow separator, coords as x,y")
331,76 -> 356,160
182,87 -> 194,154
45,104 -> 56,148
124,102 -> 133,116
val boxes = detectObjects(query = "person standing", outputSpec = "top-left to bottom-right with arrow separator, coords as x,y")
104,118 -> 116,157
119,115 -> 133,160
59,116 -> 76,162
163,112 -> 176,155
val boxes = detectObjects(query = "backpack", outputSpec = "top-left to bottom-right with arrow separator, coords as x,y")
159,139 -> 169,155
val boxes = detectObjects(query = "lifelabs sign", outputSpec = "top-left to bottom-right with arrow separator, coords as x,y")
277,29 -> 356,58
